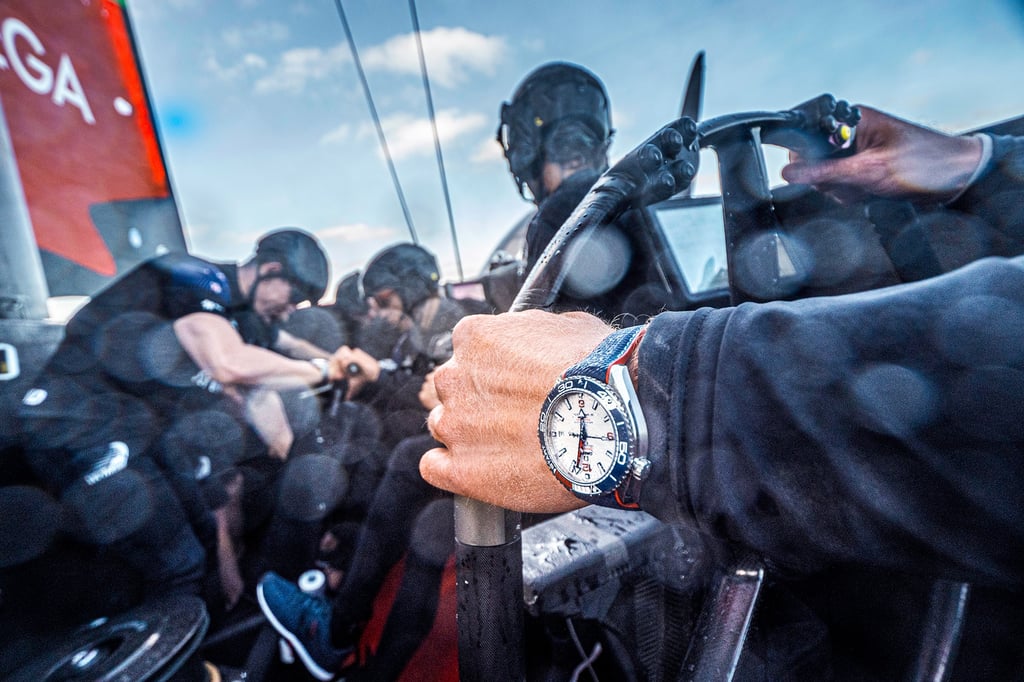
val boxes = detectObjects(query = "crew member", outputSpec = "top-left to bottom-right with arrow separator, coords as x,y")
497,61 -> 670,320
17,228 -> 349,616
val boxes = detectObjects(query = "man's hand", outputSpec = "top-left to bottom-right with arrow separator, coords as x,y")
330,346 -> 380,398
420,310 -> 614,513
782,105 -> 984,204
419,371 -> 440,411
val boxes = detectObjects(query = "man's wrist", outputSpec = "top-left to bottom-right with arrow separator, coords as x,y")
309,358 -> 330,385
625,327 -> 646,388
946,133 -> 993,205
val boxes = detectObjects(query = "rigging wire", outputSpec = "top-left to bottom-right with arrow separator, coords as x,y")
408,0 -> 464,280
332,0 -> 419,245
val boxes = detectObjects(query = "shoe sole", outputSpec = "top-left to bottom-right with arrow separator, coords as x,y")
256,581 -> 336,681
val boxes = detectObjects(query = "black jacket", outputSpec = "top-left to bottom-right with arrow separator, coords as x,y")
633,135 -> 1024,679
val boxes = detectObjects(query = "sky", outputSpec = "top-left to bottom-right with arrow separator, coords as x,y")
126,0 -> 1024,296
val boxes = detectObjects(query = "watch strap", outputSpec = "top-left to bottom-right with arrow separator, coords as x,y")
565,325 -> 646,383
562,325 -> 649,510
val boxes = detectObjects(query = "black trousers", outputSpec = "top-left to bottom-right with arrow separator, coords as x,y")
329,433 -> 454,677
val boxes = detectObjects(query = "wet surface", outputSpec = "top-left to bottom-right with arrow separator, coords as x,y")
521,506 -> 696,617
8,594 -> 208,682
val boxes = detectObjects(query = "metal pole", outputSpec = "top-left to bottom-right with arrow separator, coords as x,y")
453,497 -> 524,681
0,98 -> 49,320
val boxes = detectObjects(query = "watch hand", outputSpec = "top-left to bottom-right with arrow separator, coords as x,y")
577,413 -> 588,465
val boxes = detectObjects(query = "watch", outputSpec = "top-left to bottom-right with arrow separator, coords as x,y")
538,325 -> 650,509
309,358 -> 330,386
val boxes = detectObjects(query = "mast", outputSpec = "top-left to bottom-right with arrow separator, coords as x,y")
0,98 -> 49,321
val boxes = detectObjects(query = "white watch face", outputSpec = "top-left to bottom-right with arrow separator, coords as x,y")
539,375 -> 633,497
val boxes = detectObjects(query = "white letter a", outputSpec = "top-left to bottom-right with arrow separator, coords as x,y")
53,54 -> 95,125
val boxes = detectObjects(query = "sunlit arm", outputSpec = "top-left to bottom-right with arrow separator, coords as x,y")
174,312 -> 324,389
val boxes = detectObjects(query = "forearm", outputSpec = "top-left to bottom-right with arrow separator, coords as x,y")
175,313 -> 327,389
208,343 -> 325,389
639,256 -> 1024,587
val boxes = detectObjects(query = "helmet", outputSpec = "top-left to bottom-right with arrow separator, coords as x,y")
255,228 -> 330,304
360,243 -> 440,314
496,62 -> 612,199
333,270 -> 369,318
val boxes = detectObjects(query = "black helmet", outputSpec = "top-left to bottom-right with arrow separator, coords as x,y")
360,243 -> 440,314
255,228 -> 330,304
496,62 -> 612,199
333,270 -> 369,319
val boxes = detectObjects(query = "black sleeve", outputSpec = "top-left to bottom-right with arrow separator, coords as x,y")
947,134 -> 1024,257
637,255 -> 1024,589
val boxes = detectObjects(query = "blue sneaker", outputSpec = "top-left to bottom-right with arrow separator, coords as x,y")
257,572 -> 351,681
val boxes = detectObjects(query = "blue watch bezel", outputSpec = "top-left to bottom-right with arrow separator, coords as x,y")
539,325 -> 649,509
539,373 -> 636,498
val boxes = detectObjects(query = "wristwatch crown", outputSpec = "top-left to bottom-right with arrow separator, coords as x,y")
630,457 -> 651,481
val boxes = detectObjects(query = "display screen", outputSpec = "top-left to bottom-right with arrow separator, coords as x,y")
652,199 -> 728,295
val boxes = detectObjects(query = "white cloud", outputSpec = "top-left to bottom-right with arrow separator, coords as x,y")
222,21 -> 290,49
472,136 -> 504,164
364,109 -> 487,160
361,27 -> 506,88
251,27 -> 501,95
253,44 -> 350,94
204,52 -> 268,82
